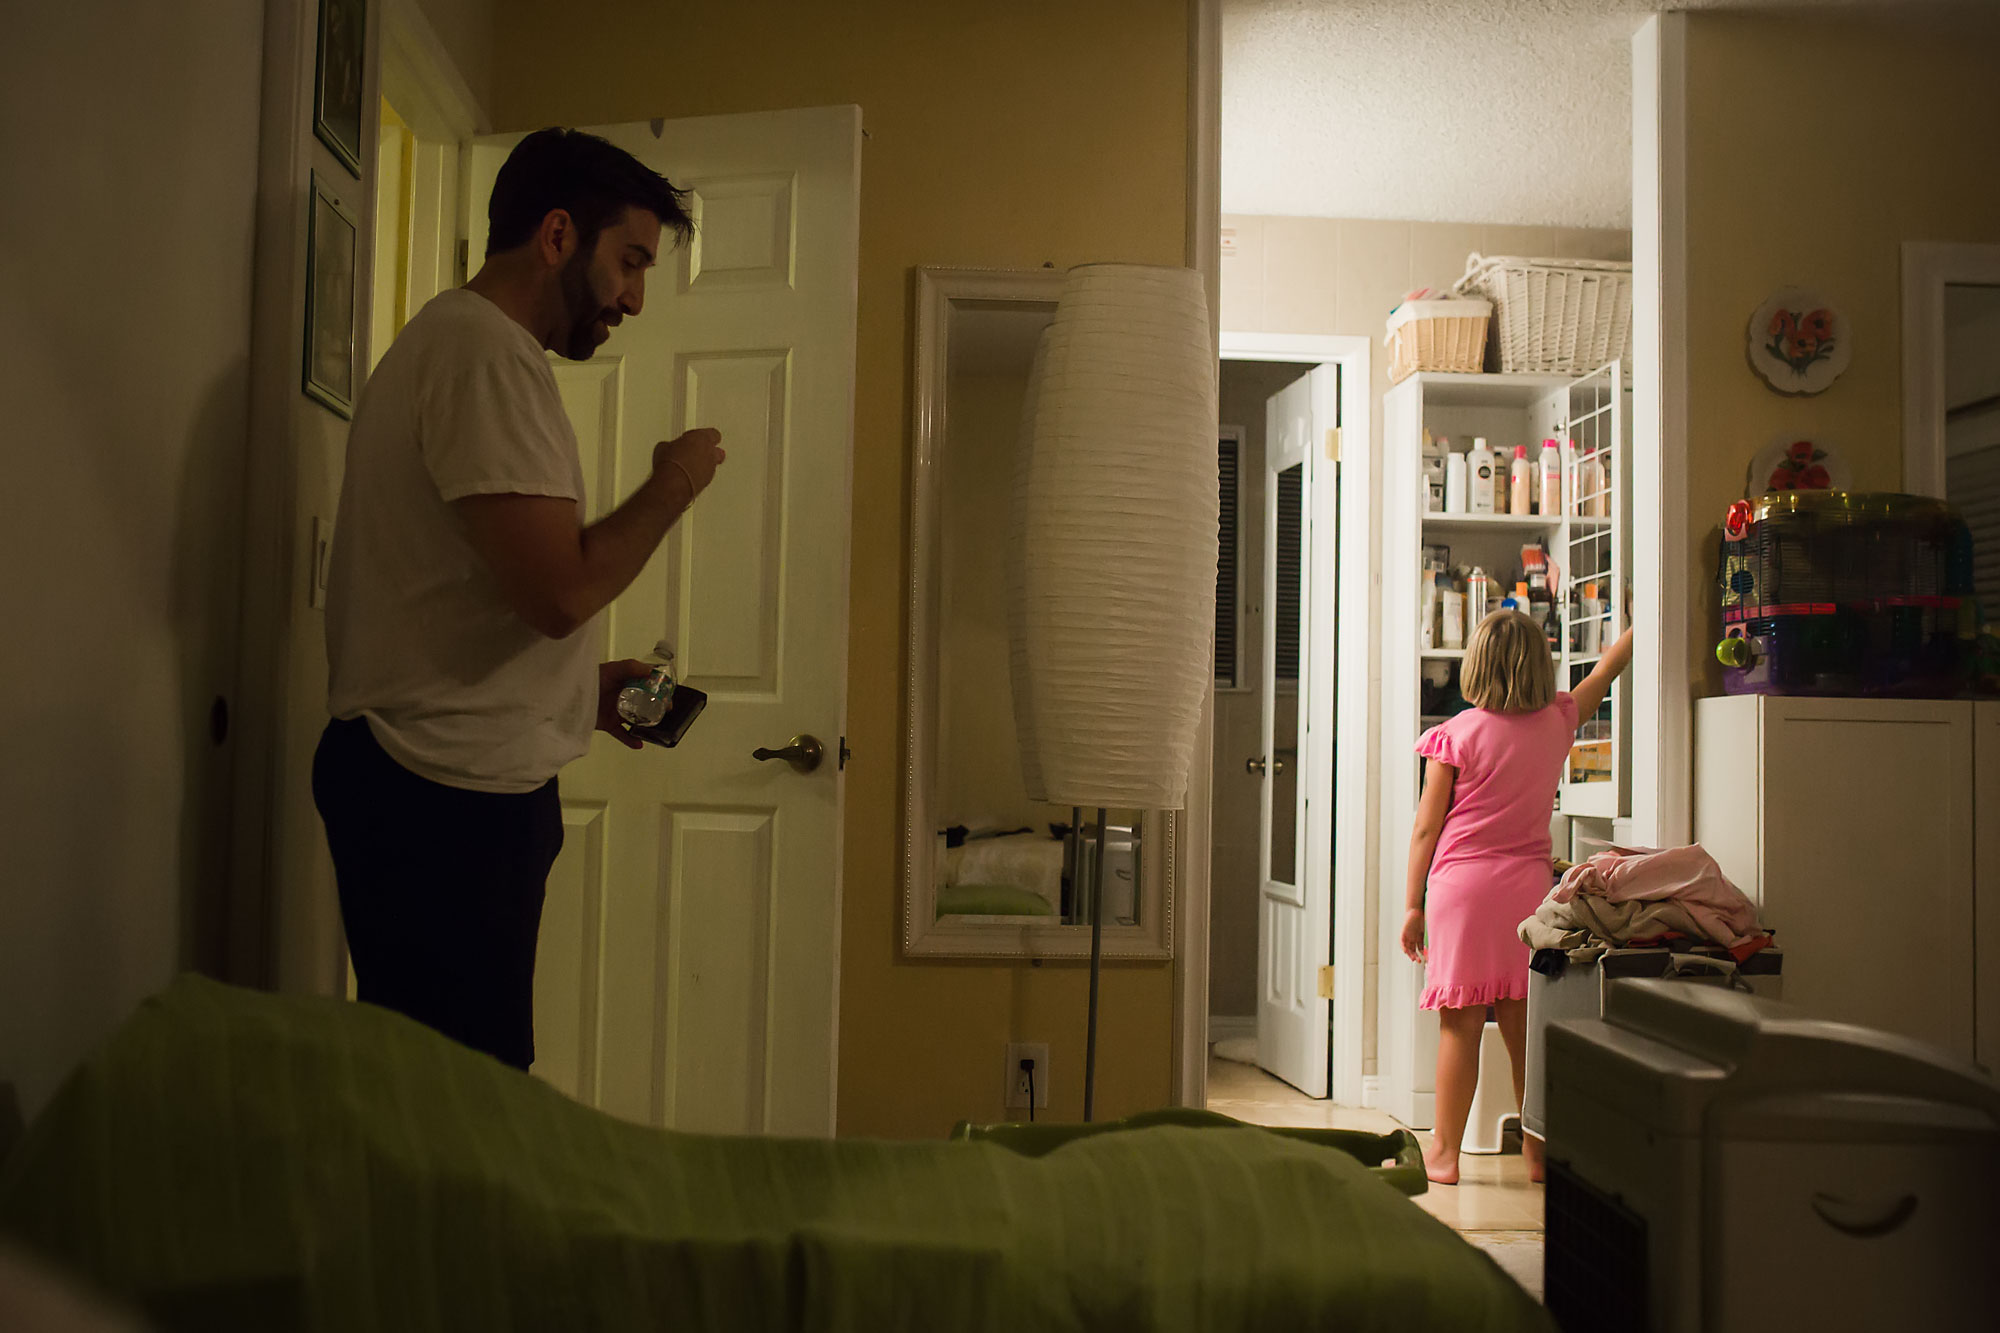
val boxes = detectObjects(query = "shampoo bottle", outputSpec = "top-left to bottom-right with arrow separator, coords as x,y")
1445,451 -> 1468,513
1509,445 -> 1532,517
1467,438 -> 1496,514
1539,439 -> 1562,515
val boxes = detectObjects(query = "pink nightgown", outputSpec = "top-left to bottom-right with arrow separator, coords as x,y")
1414,693 -> 1577,1010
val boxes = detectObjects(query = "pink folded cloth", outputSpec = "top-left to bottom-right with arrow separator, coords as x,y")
1554,844 -> 1765,950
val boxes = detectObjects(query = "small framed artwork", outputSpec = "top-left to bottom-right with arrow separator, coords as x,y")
1747,287 -> 1851,396
304,174 -> 358,418
1746,435 -> 1854,497
312,0 -> 367,177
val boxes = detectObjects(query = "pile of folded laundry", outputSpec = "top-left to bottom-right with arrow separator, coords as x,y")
1519,844 -> 1774,964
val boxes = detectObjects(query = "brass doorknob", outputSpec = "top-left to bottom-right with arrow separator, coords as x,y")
753,734 -> 825,774
1246,755 -> 1285,777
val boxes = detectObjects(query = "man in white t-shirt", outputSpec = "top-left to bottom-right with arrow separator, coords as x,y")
315,129 -> 725,1070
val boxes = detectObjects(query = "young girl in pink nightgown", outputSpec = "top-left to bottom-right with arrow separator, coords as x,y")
1402,610 -> 1633,1185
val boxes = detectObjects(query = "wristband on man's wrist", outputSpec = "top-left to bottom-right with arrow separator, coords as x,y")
666,458 -> 698,505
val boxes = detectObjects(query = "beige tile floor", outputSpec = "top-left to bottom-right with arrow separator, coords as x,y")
1205,1055 -> 1544,1231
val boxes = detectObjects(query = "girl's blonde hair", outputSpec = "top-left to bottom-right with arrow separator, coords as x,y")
1461,610 -> 1555,713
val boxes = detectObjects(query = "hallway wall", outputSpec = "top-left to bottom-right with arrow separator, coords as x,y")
0,0 -> 265,1115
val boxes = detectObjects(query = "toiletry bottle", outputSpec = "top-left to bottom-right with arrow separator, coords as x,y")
617,639 -> 677,727
1465,566 -> 1492,632
1509,445 -> 1532,517
1441,583 -> 1466,650
1444,450 -> 1468,513
1539,439 -> 1561,515
1580,582 -> 1603,654
1419,570 -> 1439,651
1575,439 -> 1608,518
1467,437 -> 1496,514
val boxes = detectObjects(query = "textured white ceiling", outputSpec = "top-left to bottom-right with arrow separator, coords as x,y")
1221,0 -> 1880,229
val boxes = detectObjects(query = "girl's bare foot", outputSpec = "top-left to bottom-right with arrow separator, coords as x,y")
1423,1137 -> 1460,1186
1523,1131 -> 1546,1184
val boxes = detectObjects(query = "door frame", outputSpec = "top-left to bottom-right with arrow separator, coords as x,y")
1194,332 -> 1372,1108
1632,12 -> 1693,851
1902,240 -> 2000,499
380,0 -> 488,143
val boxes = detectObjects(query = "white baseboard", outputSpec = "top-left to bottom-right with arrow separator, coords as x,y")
1360,1075 -> 1382,1110
1207,1015 -> 1256,1044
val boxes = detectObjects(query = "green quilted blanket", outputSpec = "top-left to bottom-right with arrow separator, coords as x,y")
0,977 -> 1550,1332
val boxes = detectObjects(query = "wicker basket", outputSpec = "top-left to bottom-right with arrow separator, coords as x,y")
1456,254 -> 1634,374
1385,297 -> 1491,383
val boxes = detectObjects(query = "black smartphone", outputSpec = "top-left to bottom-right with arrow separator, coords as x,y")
629,684 -> 707,748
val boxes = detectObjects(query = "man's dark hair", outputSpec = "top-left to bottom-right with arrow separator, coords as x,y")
485,127 -> 695,258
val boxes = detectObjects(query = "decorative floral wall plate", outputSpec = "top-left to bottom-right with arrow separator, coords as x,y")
1747,288 -> 1851,395
1746,436 -> 1853,497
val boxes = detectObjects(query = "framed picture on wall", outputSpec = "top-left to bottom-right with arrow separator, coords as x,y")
312,0 -> 367,177
304,174 -> 358,418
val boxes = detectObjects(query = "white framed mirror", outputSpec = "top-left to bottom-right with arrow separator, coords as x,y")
901,267 -> 1176,960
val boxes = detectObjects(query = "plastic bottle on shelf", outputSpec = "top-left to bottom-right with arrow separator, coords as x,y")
1579,582 -> 1603,655
1539,439 -> 1562,515
1419,570 -> 1440,651
1444,451 -> 1468,513
1467,438 -> 1496,514
1574,438 -> 1608,518
1441,583 -> 1466,650
1509,445 -> 1532,517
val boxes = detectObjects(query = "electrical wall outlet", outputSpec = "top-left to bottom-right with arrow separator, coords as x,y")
1004,1042 -> 1049,1111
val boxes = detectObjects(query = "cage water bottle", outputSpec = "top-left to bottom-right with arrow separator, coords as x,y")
617,640 -> 677,728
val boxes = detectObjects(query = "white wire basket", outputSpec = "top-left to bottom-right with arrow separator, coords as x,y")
1456,254 -> 1634,375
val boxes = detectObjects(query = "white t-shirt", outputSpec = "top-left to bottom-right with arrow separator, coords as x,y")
326,288 -> 596,793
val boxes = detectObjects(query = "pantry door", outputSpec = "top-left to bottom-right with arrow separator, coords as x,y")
1256,366 -> 1340,1097
465,106 -> 860,1135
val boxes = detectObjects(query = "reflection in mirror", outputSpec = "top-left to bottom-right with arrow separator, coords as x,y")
929,297 -> 1144,926
903,269 -> 1176,959
1268,463 -> 1303,885
936,813 -> 1142,926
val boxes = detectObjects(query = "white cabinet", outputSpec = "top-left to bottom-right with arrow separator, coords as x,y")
1695,695 -> 1985,1064
1377,366 -> 1631,1126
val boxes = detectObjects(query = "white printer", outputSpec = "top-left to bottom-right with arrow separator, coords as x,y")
1544,978 -> 2000,1333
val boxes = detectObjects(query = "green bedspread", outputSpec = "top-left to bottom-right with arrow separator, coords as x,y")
0,977 -> 1550,1332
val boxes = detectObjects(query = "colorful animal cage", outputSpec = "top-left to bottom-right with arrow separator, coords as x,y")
1716,491 -> 1975,697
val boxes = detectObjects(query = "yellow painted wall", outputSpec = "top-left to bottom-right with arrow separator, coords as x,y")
1682,11 -> 2000,693
489,1 -> 1190,1137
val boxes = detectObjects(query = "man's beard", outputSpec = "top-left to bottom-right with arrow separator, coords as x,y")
558,248 -> 611,361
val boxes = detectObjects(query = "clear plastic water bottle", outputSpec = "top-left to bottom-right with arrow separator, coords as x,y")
616,640 -> 677,728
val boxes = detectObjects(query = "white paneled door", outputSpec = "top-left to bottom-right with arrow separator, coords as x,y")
1255,366 -> 1339,1097
465,107 -> 860,1135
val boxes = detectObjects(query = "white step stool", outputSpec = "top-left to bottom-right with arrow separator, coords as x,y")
1463,1020 -> 1518,1154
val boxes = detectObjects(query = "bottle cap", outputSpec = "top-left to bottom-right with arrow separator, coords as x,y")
653,638 -> 677,661
1514,445 -> 1528,458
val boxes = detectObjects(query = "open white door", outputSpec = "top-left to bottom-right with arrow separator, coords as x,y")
1255,366 -> 1339,1097
465,106 -> 860,1135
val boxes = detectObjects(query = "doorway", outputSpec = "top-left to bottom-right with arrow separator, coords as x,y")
1902,242 -> 2000,609
1205,335 -> 1372,1112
